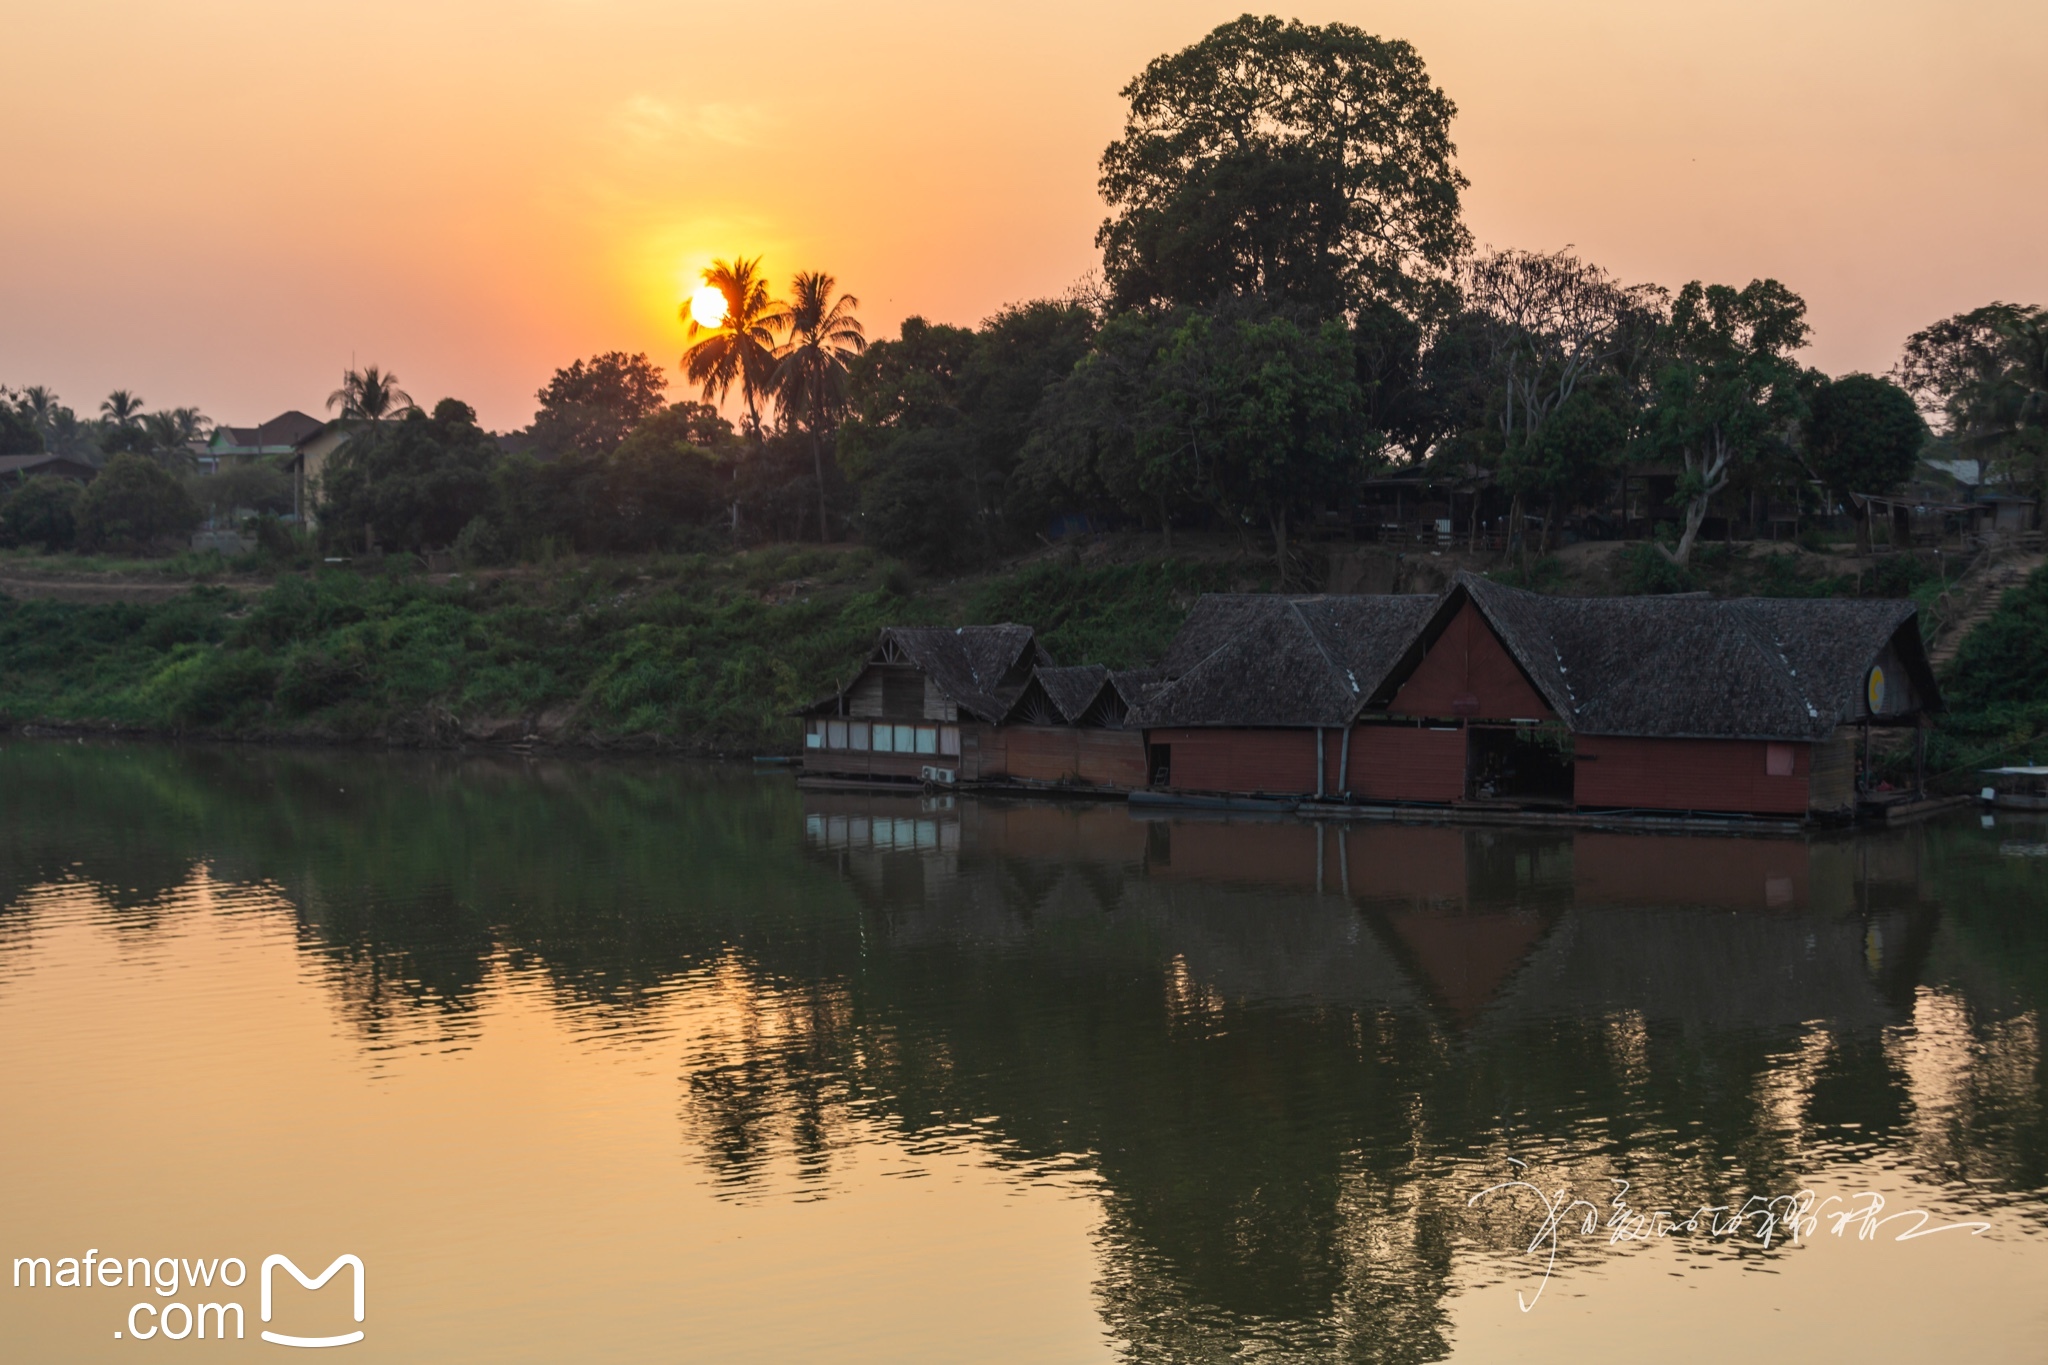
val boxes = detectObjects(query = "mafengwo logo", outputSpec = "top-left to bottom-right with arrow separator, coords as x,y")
10,1248 -> 365,1347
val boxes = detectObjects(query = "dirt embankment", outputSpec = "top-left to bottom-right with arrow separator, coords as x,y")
0,573 -> 269,604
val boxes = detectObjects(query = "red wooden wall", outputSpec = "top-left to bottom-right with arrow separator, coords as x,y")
985,726 -> 1148,790
1575,736 -> 1810,815
1346,726 -> 1466,802
1149,727 -> 1318,795
1388,601 -> 1552,721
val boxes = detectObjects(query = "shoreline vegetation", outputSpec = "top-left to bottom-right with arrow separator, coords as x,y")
1,537 -> 2041,790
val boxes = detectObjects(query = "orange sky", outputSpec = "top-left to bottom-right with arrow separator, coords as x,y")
2,1 -> 2042,433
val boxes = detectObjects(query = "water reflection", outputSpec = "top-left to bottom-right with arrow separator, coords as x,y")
1,740 -> 2044,1362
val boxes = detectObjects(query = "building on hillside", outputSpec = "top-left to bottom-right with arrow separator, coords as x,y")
204,411 -> 324,474
798,625 -> 1048,787
981,664 -> 1155,791
1129,594 -> 1441,798
0,452 -> 98,486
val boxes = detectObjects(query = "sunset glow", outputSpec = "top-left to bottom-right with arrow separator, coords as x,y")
1,1 -> 2043,431
687,285 -> 730,331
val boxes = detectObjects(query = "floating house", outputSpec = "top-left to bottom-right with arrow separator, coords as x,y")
1136,574 -> 1939,819
799,625 -> 1048,786
801,575 -> 1940,823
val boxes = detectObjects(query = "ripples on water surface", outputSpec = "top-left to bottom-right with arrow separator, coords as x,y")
0,740 -> 2043,1362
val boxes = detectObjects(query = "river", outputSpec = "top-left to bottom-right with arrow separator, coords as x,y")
1,740 -> 2043,1361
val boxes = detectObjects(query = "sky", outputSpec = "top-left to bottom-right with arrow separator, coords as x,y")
1,0 -> 2043,433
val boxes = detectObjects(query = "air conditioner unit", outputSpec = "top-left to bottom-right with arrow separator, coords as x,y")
920,765 -> 957,785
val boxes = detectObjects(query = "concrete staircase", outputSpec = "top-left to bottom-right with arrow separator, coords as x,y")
1928,548 -> 2044,669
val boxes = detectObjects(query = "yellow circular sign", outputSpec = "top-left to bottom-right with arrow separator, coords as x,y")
1867,665 -> 1886,713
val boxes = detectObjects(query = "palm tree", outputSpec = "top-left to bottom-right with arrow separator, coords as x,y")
326,365 -> 414,425
773,271 -> 866,540
142,411 -> 188,466
19,386 -> 60,436
100,390 -> 144,427
680,256 -> 786,443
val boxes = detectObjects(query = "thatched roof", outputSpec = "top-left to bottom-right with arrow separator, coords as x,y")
1131,594 -> 1439,728
1392,573 -> 1940,742
800,623 -> 1049,721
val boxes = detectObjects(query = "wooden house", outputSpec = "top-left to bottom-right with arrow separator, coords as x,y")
1353,573 -> 1941,817
1129,594 -> 1441,797
799,625 -> 1048,786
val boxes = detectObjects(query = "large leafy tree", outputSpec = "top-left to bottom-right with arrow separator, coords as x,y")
1801,373 -> 1927,553
529,351 -> 668,459
1147,302 -> 1364,570
681,256 -> 785,442
1097,15 -> 1468,316
773,272 -> 866,540
1897,302 -> 2048,500
317,399 -> 497,553
1463,247 -> 1660,554
1645,279 -> 1810,565
0,475 -> 82,551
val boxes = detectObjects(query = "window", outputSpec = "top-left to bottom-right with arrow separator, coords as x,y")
850,722 -> 869,751
805,722 -> 823,749
940,726 -> 960,756
827,720 -> 847,750
895,725 -> 917,753
872,725 -> 894,753
1766,743 -> 1795,777
915,727 -> 938,755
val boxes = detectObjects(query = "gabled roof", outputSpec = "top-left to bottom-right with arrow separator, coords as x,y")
211,410 -> 324,452
1413,572 -> 1938,742
0,452 -> 97,480
870,624 -> 1050,723
1000,664 -> 1158,728
1131,594 -> 1438,728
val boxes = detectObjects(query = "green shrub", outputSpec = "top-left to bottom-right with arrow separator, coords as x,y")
1617,543 -> 1695,595
0,475 -> 84,551
75,454 -> 202,553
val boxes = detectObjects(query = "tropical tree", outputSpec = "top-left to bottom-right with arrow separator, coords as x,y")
1644,279 -> 1810,566
17,386 -> 61,437
1463,247 -> 1660,555
1801,373 -> 1927,554
1897,302 -> 2048,499
74,453 -> 203,552
1097,14 -> 1469,317
0,391 -> 42,455
773,271 -> 866,540
100,390 -> 145,428
326,365 -> 415,425
680,256 -> 785,443
141,408 -> 208,468
529,351 -> 669,459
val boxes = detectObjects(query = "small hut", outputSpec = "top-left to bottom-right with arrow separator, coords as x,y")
799,625 -> 1048,786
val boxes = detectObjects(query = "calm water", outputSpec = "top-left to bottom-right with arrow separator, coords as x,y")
1,741 -> 2044,1363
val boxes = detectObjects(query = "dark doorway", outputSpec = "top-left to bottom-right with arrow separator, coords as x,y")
1147,744 -> 1172,788
1467,726 -> 1574,804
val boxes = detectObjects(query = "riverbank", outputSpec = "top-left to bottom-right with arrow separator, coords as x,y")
1,539 -> 2039,776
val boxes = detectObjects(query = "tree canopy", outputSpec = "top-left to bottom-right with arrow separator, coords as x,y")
1802,373 -> 1927,552
530,352 -> 669,459
1097,15 -> 1468,317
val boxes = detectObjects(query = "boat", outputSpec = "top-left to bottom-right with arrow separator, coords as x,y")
1979,767 -> 2048,811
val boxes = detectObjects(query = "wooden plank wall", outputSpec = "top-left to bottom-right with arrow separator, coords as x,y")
1575,736 -> 1810,815
1387,601 -> 1553,720
982,727 -> 1148,790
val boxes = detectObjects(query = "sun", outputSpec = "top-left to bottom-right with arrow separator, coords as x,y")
687,284 -> 728,330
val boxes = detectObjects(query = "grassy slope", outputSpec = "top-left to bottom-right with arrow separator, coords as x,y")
0,543 -> 1268,753
1,537 -> 2031,767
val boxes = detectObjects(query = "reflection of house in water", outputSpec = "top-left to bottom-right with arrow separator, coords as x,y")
800,790 -> 1941,1029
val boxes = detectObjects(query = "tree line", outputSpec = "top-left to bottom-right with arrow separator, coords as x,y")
8,15 -> 2043,571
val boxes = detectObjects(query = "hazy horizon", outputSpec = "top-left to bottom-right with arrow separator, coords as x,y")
3,0 -> 2042,432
